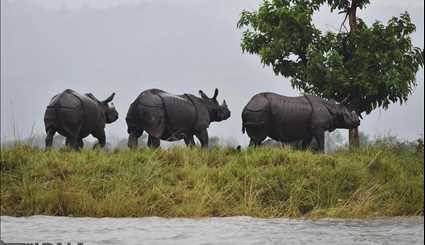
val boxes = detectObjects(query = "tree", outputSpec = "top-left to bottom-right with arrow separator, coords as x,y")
237,0 -> 424,147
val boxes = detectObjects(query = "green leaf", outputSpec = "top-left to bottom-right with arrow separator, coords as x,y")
238,1 -> 424,116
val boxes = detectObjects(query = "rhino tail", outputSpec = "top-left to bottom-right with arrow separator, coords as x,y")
126,102 -> 143,132
242,123 -> 246,134
44,106 -> 58,132
44,93 -> 65,132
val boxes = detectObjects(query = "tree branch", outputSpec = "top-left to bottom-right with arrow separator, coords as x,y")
339,13 -> 349,32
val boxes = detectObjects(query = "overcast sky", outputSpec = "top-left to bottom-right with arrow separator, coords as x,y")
1,0 -> 424,146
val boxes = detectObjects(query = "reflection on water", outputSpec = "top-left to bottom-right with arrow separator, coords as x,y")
1,216 -> 423,245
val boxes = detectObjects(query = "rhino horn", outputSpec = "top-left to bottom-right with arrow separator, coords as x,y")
222,99 -> 227,107
103,92 -> 115,104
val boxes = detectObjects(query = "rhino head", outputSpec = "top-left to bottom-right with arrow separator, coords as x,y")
101,93 -> 119,124
199,88 -> 231,122
327,99 -> 360,129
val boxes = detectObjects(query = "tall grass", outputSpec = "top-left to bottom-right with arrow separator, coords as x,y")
0,144 -> 423,218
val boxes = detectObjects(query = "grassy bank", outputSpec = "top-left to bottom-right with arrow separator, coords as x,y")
1,144 -> 423,218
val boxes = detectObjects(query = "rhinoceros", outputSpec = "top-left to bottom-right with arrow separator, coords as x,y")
126,88 -> 231,148
242,92 -> 360,151
44,89 -> 118,149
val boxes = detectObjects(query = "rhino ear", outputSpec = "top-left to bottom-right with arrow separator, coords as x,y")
103,92 -> 115,104
199,90 -> 209,99
213,88 -> 219,100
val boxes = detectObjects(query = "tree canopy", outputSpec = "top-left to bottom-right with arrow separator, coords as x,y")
237,0 -> 424,116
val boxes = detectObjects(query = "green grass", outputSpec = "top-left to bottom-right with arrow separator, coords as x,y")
1,144 -> 423,218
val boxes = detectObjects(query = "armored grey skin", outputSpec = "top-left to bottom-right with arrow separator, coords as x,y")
44,89 -> 119,149
242,92 -> 360,151
126,88 -> 231,149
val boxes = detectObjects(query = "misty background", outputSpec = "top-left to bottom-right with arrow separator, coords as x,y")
1,0 -> 423,147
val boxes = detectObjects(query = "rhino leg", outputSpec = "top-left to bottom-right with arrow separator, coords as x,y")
184,135 -> 195,147
128,133 -> 139,149
301,135 -> 313,150
312,128 -> 325,152
92,130 -> 106,149
249,138 -> 263,147
45,128 -> 56,149
245,126 -> 267,147
147,135 -> 160,149
195,129 -> 208,148
128,128 -> 143,149
65,134 -> 81,150
65,137 -> 72,147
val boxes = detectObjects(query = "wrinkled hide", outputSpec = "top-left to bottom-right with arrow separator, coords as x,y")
126,89 -> 210,141
242,93 -> 316,142
126,88 -> 230,148
44,89 -> 117,149
242,92 -> 359,151
127,90 -> 209,141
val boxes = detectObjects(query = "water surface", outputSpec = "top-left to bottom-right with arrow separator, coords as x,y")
1,216 -> 423,245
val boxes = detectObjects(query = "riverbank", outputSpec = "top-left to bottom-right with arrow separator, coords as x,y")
1,144 -> 423,218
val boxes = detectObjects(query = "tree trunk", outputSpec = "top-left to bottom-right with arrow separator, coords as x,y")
349,127 -> 359,149
348,2 -> 357,31
347,0 -> 360,148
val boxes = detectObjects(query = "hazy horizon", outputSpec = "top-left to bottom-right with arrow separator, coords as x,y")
1,0 -> 424,146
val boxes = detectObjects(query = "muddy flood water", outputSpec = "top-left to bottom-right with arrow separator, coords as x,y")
1,216 -> 423,245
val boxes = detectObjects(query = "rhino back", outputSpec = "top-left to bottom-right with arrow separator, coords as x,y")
244,93 -> 270,111
159,92 -> 197,136
242,93 -> 272,126
268,94 -> 312,125
44,90 -> 104,137
125,88 -> 166,125
78,94 -> 105,136
127,90 -> 166,138
130,89 -> 198,139
266,93 -> 313,141
137,89 -> 164,107
44,91 -> 83,136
